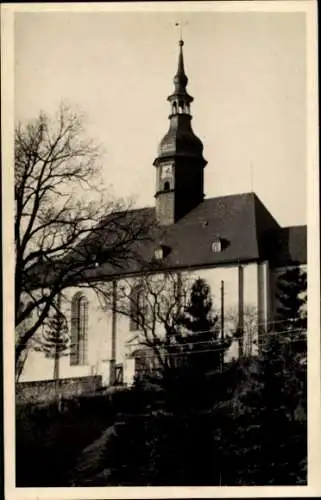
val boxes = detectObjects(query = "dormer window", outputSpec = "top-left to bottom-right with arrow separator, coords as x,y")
154,245 -> 171,261
211,238 -> 222,253
154,247 -> 164,260
91,254 -> 100,268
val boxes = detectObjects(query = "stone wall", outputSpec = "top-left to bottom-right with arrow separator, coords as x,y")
16,375 -> 102,405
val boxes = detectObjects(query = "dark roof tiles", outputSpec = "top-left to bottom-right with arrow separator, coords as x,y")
268,225 -> 307,267
78,192 -> 307,281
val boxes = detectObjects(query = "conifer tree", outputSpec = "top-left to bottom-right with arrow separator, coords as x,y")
33,310 -> 70,380
176,277 -> 229,373
276,266 -> 307,328
161,278 -> 232,414
275,265 -> 307,360
224,330 -> 307,485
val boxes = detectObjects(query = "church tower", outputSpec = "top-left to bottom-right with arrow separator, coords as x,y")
154,39 -> 207,226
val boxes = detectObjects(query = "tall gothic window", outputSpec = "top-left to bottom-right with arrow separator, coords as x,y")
70,293 -> 88,366
130,285 -> 146,331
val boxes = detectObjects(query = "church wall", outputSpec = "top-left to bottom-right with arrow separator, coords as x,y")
110,263 -> 267,374
18,291 -> 60,383
60,286 -> 113,384
113,275 -> 175,371
19,261 -> 274,386
20,286 -> 113,385
19,350 -> 56,382
186,265 -> 240,360
113,267 -> 243,374
113,280 -> 134,367
191,262 -> 265,360
243,263 -> 259,310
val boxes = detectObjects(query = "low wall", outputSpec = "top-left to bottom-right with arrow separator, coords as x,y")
16,375 -> 102,405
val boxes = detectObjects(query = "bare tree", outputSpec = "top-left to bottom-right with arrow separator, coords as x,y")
225,305 -> 260,358
101,272 -> 228,381
114,272 -> 186,372
15,104 -> 153,368
15,348 -> 28,383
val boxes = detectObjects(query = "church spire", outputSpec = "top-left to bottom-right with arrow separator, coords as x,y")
168,39 -> 193,116
153,37 -> 207,226
173,39 -> 188,92
155,38 -> 205,162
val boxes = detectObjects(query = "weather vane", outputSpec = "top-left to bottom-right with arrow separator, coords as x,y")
175,20 -> 188,41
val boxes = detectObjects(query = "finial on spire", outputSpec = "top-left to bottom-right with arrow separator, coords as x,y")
173,22 -> 189,92
175,20 -> 188,44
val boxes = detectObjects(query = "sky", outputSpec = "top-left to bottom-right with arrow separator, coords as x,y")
14,5 -> 308,227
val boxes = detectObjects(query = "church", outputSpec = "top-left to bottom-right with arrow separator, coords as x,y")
20,38 -> 307,387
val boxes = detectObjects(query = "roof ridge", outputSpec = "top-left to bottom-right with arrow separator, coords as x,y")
252,193 -> 280,228
281,224 -> 307,230
127,205 -> 154,213
203,191 -> 254,203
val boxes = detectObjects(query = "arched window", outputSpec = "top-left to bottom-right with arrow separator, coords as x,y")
130,284 -> 147,331
70,293 -> 88,366
172,102 -> 177,114
164,181 -> 170,191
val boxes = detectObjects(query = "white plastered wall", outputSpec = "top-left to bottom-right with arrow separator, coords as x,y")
20,261 -> 272,385
20,286 -> 113,384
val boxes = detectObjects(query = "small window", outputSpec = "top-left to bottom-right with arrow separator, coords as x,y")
154,245 -> 171,261
211,239 -> 222,253
163,181 -> 170,191
154,247 -> 164,260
